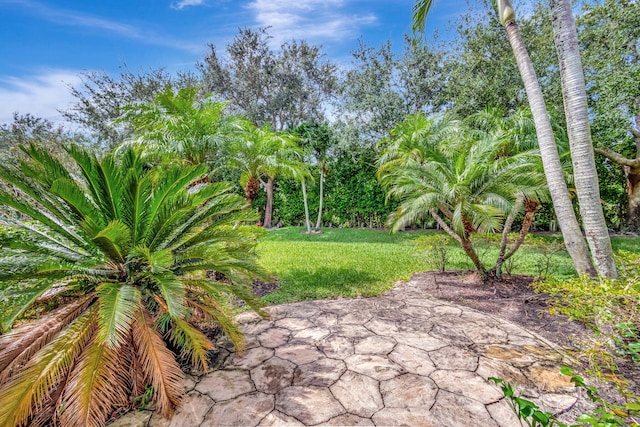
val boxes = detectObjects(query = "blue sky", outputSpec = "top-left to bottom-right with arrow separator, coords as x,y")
0,0 -> 474,125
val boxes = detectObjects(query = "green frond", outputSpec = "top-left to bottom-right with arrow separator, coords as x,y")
0,278 -> 59,332
0,191 -> 89,250
150,273 -> 185,318
139,163 -> 208,243
96,283 -> 141,348
412,0 -> 434,33
18,144 -> 73,187
0,163 -> 72,225
49,178 -> 104,233
168,317 -> 214,371
91,220 -> 131,262
186,279 -> 267,319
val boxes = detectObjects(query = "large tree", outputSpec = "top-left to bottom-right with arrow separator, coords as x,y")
199,28 -> 337,132
580,0 -> 640,231
121,85 -> 244,175
227,124 -> 308,228
413,0 -> 596,276
339,37 -> 447,144
63,67 -> 197,149
294,122 -> 337,232
549,0 -> 617,277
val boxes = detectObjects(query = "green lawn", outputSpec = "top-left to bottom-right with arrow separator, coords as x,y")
257,227 -> 640,304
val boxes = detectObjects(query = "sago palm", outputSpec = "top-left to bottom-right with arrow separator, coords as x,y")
378,113 -> 547,280
0,144 -> 268,427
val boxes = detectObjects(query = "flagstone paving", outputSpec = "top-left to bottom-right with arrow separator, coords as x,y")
117,274 -> 591,427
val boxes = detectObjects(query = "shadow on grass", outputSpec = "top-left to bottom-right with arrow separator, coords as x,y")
261,266 -> 386,305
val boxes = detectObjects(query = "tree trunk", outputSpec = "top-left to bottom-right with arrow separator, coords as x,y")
625,164 -> 640,231
315,165 -> 325,231
495,199 -> 538,277
263,177 -> 275,228
430,209 -> 489,281
550,0 -> 617,278
503,20 -> 596,277
593,144 -> 640,232
301,179 -> 312,233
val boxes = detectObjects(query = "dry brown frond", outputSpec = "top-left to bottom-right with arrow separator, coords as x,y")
0,294 -> 95,382
184,296 -> 215,324
132,308 -> 183,417
27,367 -> 71,427
0,307 -> 98,427
59,337 -> 131,427
128,333 -> 147,404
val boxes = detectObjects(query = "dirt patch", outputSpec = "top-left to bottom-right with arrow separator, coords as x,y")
414,271 -> 639,397
252,278 -> 280,298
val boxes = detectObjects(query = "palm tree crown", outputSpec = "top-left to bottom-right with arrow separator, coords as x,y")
378,112 -> 547,278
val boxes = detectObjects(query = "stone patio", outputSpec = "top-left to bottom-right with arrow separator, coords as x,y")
114,274 -> 590,427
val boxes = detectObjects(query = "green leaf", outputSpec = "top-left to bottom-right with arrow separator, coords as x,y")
92,220 -> 131,262
96,283 -> 141,348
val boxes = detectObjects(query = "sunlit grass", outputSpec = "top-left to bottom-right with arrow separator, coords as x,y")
257,227 -> 640,304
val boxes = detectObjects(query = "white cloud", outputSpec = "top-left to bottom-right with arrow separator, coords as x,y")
0,70 -> 82,125
171,0 -> 207,10
246,0 -> 378,45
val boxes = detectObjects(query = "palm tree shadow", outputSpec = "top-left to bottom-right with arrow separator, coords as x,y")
263,267 -> 382,302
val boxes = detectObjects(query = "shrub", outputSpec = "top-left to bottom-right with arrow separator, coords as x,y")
415,234 -> 454,272
0,145 -> 268,426
533,251 -> 640,391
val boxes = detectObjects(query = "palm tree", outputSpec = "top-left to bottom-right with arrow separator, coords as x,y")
412,0 -> 596,276
549,0 -> 617,278
228,124 -> 309,228
467,107 -> 551,276
378,113 -> 547,281
0,145 -> 268,427
295,122 -> 336,232
122,85 -> 245,170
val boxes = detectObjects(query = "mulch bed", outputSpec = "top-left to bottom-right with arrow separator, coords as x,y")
414,270 -> 639,397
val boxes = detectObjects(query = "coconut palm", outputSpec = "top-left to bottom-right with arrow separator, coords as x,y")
378,113 -> 547,281
228,124 -> 309,228
549,0 -> 617,278
0,144 -> 268,427
412,0 -> 596,276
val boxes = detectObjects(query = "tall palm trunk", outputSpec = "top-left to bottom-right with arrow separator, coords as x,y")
315,165 -> 325,231
499,1 -> 596,276
550,0 -> 617,278
301,179 -> 312,233
264,177 -> 275,228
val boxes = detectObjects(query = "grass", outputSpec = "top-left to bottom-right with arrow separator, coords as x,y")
257,227 -> 428,304
257,227 -> 640,305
